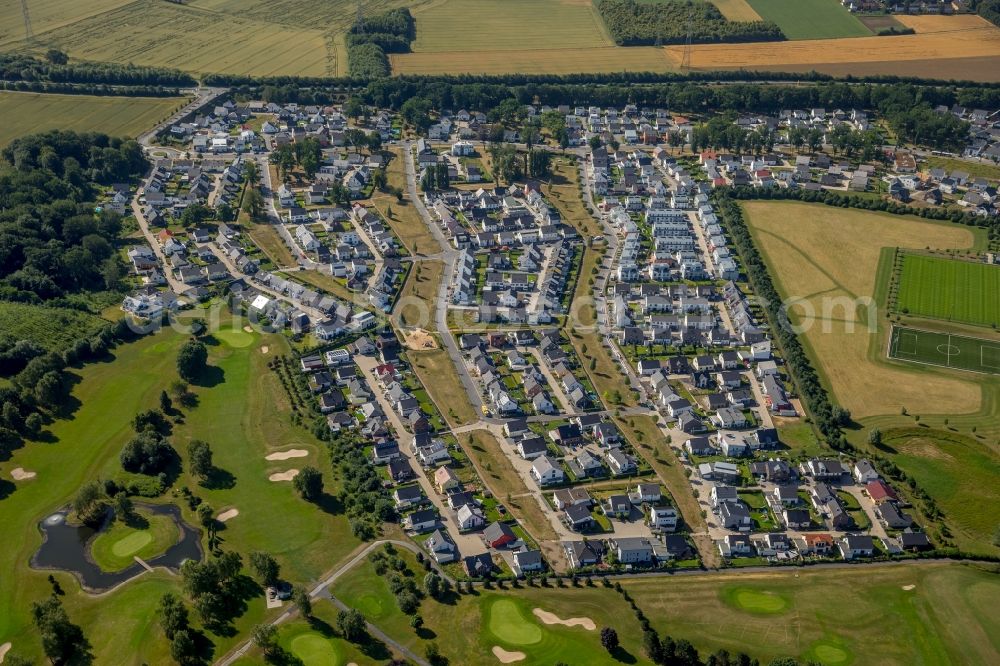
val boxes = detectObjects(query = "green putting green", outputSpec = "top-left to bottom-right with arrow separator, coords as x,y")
111,530 -> 153,557
215,328 -> 254,348
89,511 -> 179,572
808,639 -> 852,665
487,598 -> 543,646
723,587 -> 789,614
290,633 -> 342,665
351,592 -> 386,618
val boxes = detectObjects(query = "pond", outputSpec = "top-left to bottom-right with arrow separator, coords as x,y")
32,502 -> 202,593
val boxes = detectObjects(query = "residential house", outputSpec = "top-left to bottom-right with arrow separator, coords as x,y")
484,521 -> 517,549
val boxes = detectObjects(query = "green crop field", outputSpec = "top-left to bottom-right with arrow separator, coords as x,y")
747,0 -> 871,39
0,92 -> 185,147
410,0 -> 613,52
895,253 -> 1000,327
889,326 -> 1000,375
0,301 -> 111,350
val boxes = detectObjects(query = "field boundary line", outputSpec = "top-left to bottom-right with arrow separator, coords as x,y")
981,344 -> 1000,370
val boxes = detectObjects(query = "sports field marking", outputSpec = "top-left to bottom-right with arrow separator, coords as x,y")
887,326 -> 1000,376
938,336 -> 960,367
981,345 -> 1000,370
897,331 -> 918,356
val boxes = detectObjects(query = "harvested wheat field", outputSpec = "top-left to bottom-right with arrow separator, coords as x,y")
392,46 -> 673,75
895,13 -> 996,33
743,201 -> 983,419
711,0 -> 762,22
667,18 -> 1000,82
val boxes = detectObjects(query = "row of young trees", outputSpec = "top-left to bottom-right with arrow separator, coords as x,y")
713,196 -> 852,447
597,0 -> 783,45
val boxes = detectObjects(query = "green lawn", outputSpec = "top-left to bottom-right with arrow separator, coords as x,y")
0,319 -> 358,664
747,0 -> 871,39
625,563 -> 1000,665
895,254 -> 1000,328
880,427 -> 1000,556
924,155 -> 1000,181
89,509 -> 179,572
421,587 -> 651,666
0,91 -> 186,146
329,547 -> 424,654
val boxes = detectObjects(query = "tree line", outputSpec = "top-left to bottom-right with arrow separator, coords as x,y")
347,8 -> 415,79
597,0 -> 783,46
0,79 -> 183,97
0,53 -> 195,88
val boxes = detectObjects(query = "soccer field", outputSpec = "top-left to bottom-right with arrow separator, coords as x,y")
895,253 -> 1000,328
888,326 -> 1000,375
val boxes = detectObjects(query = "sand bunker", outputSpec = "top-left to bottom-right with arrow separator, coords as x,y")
902,584 -> 916,591
0,642 -> 12,663
260,345 -> 269,354
532,608 -> 596,630
11,467 -> 36,480
492,646 -> 526,663
269,469 -> 300,482
402,328 -> 439,350
217,508 -> 239,523
243,326 -> 253,333
265,449 -> 309,461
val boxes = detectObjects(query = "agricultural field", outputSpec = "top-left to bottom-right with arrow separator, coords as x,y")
410,0 -> 613,52
20,1 -> 333,77
0,92 -> 185,147
0,0 -> 130,46
889,326 -> 1000,375
746,0 -> 871,39
742,201 -> 986,420
894,254 -> 1000,327
391,45 -> 672,75
0,322 -> 357,664
710,0 -> 762,22
665,16 -> 1000,82
624,563 -> 1000,664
